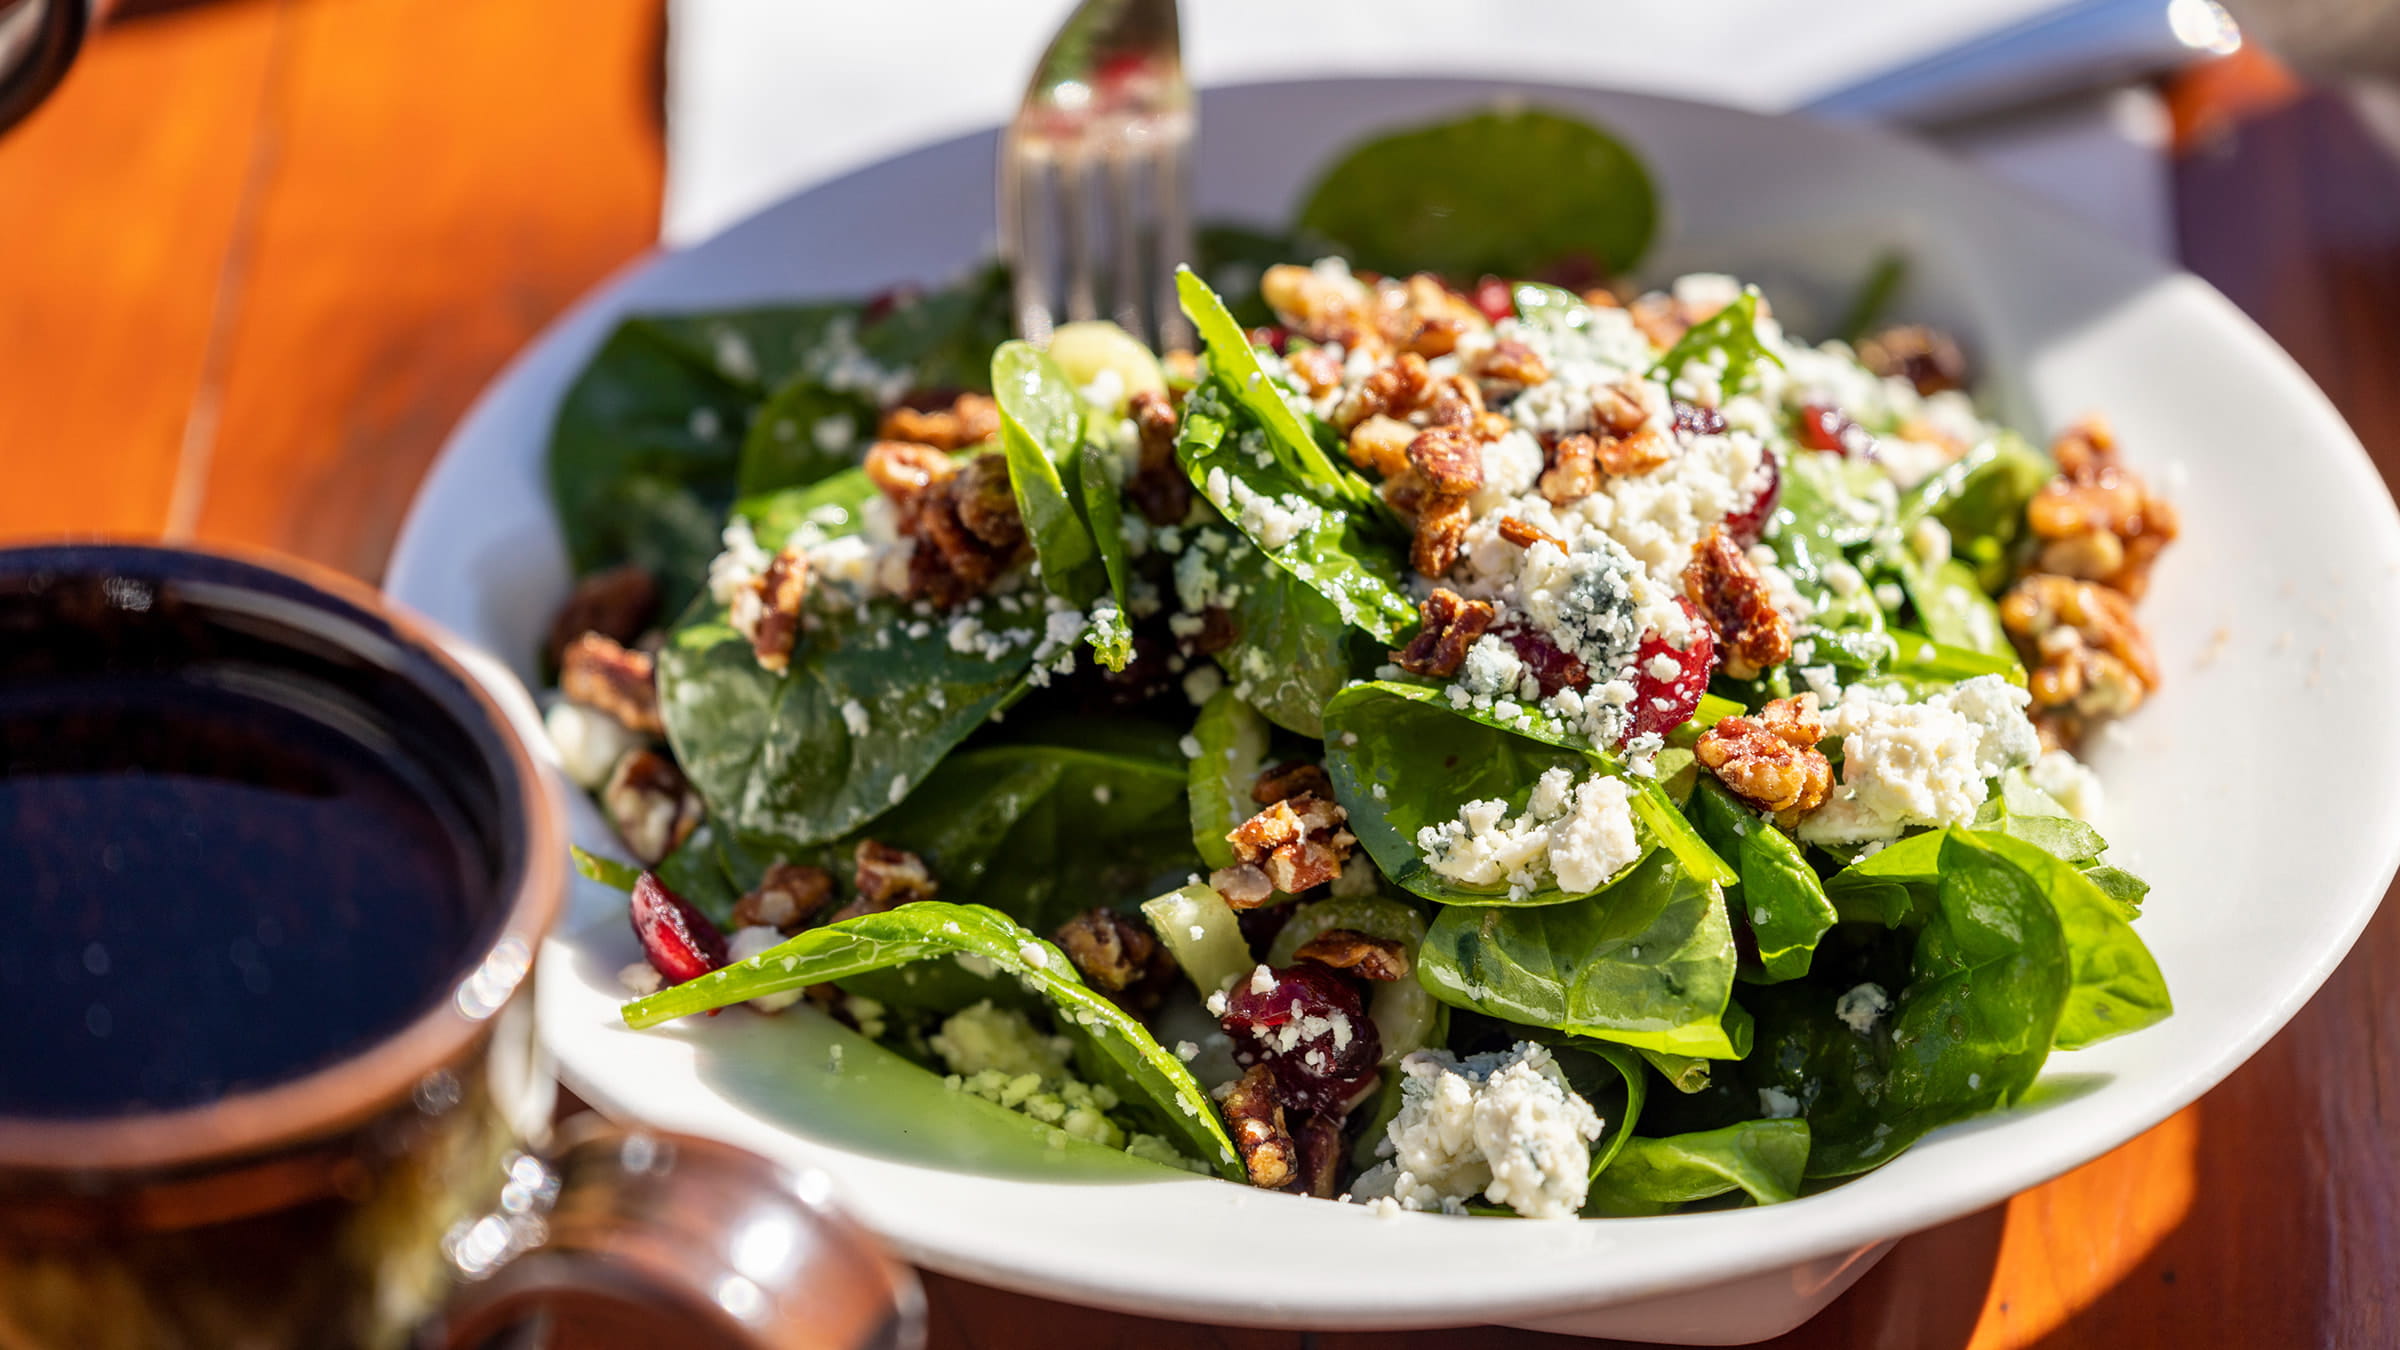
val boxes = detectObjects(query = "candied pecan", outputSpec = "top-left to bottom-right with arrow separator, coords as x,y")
1468,337 -> 1550,391
559,632 -> 663,734
544,563 -> 658,668
1123,389 -> 1192,526
731,547 -> 811,673
864,439 -> 958,506
601,749 -> 703,866
1284,345 -> 1344,398
1410,492 -> 1473,578
877,392 -> 1000,449
1186,606 -> 1239,656
1392,587 -> 1496,678
1052,907 -> 1170,996
1591,382 -> 1649,436
1857,325 -> 1968,396
1226,793 -> 1355,895
1419,373 -> 1486,429
1291,1111 -> 1344,1199
1629,293 -> 1689,349
1682,526 -> 1792,679
1209,862 -> 1276,910
1377,274 -> 1487,358
732,862 -> 837,932
1252,761 -> 1333,805
1262,263 -> 1371,347
1331,352 -> 1432,432
1497,515 -> 1567,553
1578,382 -> 1670,476
1346,413 -> 1417,479
835,839 -> 937,921
1539,432 -> 1601,505
951,451 -> 1025,550
1405,426 -> 1484,495
2024,417 -> 2178,600
1221,1065 -> 1299,1190
1291,928 -> 1410,982
1695,698 -> 1832,818
2000,573 -> 2160,724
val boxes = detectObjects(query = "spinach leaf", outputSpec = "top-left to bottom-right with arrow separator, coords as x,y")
1637,1048 -> 1714,1094
1899,432 -> 2052,592
621,901 -> 1242,1179
1203,528 -> 1363,737
1173,269 -> 1367,501
736,379 -> 878,498
1177,401 -> 1417,644
1837,253 -> 1910,346
2081,864 -> 2150,915
1584,1119 -> 1811,1216
656,591 -> 1042,852
1689,778 -> 1835,983
1651,289 -> 1782,394
1416,849 -> 1750,1059
853,263 -> 1014,394
1972,833 -> 2171,1050
1322,680 -> 1733,901
1899,556 -> 2013,660
1295,108 -> 1657,281
1075,439 -> 1135,670
993,341 -> 1102,603
1187,688 -> 1271,871
1970,769 -> 2107,864
736,463 -> 881,550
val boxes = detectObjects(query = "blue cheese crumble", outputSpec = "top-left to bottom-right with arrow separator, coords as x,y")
1416,767 -> 1641,897
1352,1043 -> 1604,1219
1797,675 -> 2041,846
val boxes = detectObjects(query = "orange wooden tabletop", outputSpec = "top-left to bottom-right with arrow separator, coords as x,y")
4,7 -> 2394,1347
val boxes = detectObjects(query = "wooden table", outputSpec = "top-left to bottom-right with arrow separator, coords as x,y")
4,6 -> 2393,1346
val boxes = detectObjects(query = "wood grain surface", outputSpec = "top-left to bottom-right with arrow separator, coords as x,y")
2,6 -> 2393,1346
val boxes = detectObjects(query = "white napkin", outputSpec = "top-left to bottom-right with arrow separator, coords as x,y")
663,0 -> 2171,257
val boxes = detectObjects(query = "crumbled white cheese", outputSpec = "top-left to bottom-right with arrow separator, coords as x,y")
1205,465 -> 1322,551
705,517 -> 771,606
1834,982 -> 1892,1036
839,700 -> 871,737
1354,1043 -> 1603,1220
617,961 -> 664,997
725,927 -> 801,1012
1758,1087 -> 1801,1119
1248,964 -> 1275,995
544,700 -> 647,791
1416,767 -> 1640,897
1797,676 -> 2039,845
2030,748 -> 2105,822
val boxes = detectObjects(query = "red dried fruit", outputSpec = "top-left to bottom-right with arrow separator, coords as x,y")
1720,448 -> 1781,547
1796,403 -> 1872,457
630,871 -> 728,986
1500,625 -> 1592,699
1623,596 -> 1718,745
1246,325 -> 1292,355
1220,964 -> 1382,1113
1672,400 -> 1728,438
1470,275 -> 1515,325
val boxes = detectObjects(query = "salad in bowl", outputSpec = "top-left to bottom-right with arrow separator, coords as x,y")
541,110 -> 2175,1223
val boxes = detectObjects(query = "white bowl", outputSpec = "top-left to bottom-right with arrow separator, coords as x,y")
387,79 -> 2400,1343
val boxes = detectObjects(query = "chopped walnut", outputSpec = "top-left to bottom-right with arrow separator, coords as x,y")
1209,862 -> 1276,909
1291,1111 -> 1344,1199
1262,263 -> 1373,349
1418,372 -> 1486,429
1221,1065 -> 1298,1190
877,393 -> 1000,449
1331,351 -> 1432,432
1539,432 -> 1601,505
1405,426 -> 1484,496
1409,491 -> 1473,578
1291,928 -> 1410,981
732,862 -> 837,932
1695,697 -> 1832,818
1126,390 -> 1191,526
559,633 -> 663,734
544,564 -> 658,669
1346,414 -> 1417,479
1283,345 -> 1344,398
833,839 -> 937,921
1377,273 -> 1487,358
1467,338 -> 1549,392
1052,907 -> 1169,996
1857,325 -> 1968,397
1252,761 -> 1333,805
1391,588 -> 1496,678
601,749 -> 703,865
1682,526 -> 1791,679
730,547 -> 811,673
1225,793 -> 1356,895
1497,516 -> 1567,553
2000,573 -> 2160,730
2024,418 -> 2178,601
863,439 -> 957,504
865,442 -> 1026,607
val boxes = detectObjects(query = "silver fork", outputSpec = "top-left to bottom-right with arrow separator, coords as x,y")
999,0 -> 1194,352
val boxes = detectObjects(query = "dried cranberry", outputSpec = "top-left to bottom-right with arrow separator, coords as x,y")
861,285 -> 922,327
1720,449 -> 1781,547
1236,902 -> 1293,955
1470,275 -> 1516,325
1246,325 -> 1291,355
1623,597 -> 1717,744
1220,965 -> 1381,1113
631,872 -> 727,985
1500,625 -> 1592,698
1672,401 -> 1728,438
1796,403 -> 1873,458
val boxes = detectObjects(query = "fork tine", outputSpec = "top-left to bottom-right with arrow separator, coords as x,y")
1056,149 -> 1100,325
1005,147 -> 1055,345
1151,130 -> 1195,353
1105,146 -> 1147,341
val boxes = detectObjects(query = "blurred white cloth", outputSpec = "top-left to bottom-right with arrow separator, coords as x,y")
662,0 -> 2173,257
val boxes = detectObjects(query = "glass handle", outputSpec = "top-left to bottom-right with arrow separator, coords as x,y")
427,1119 -> 923,1350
